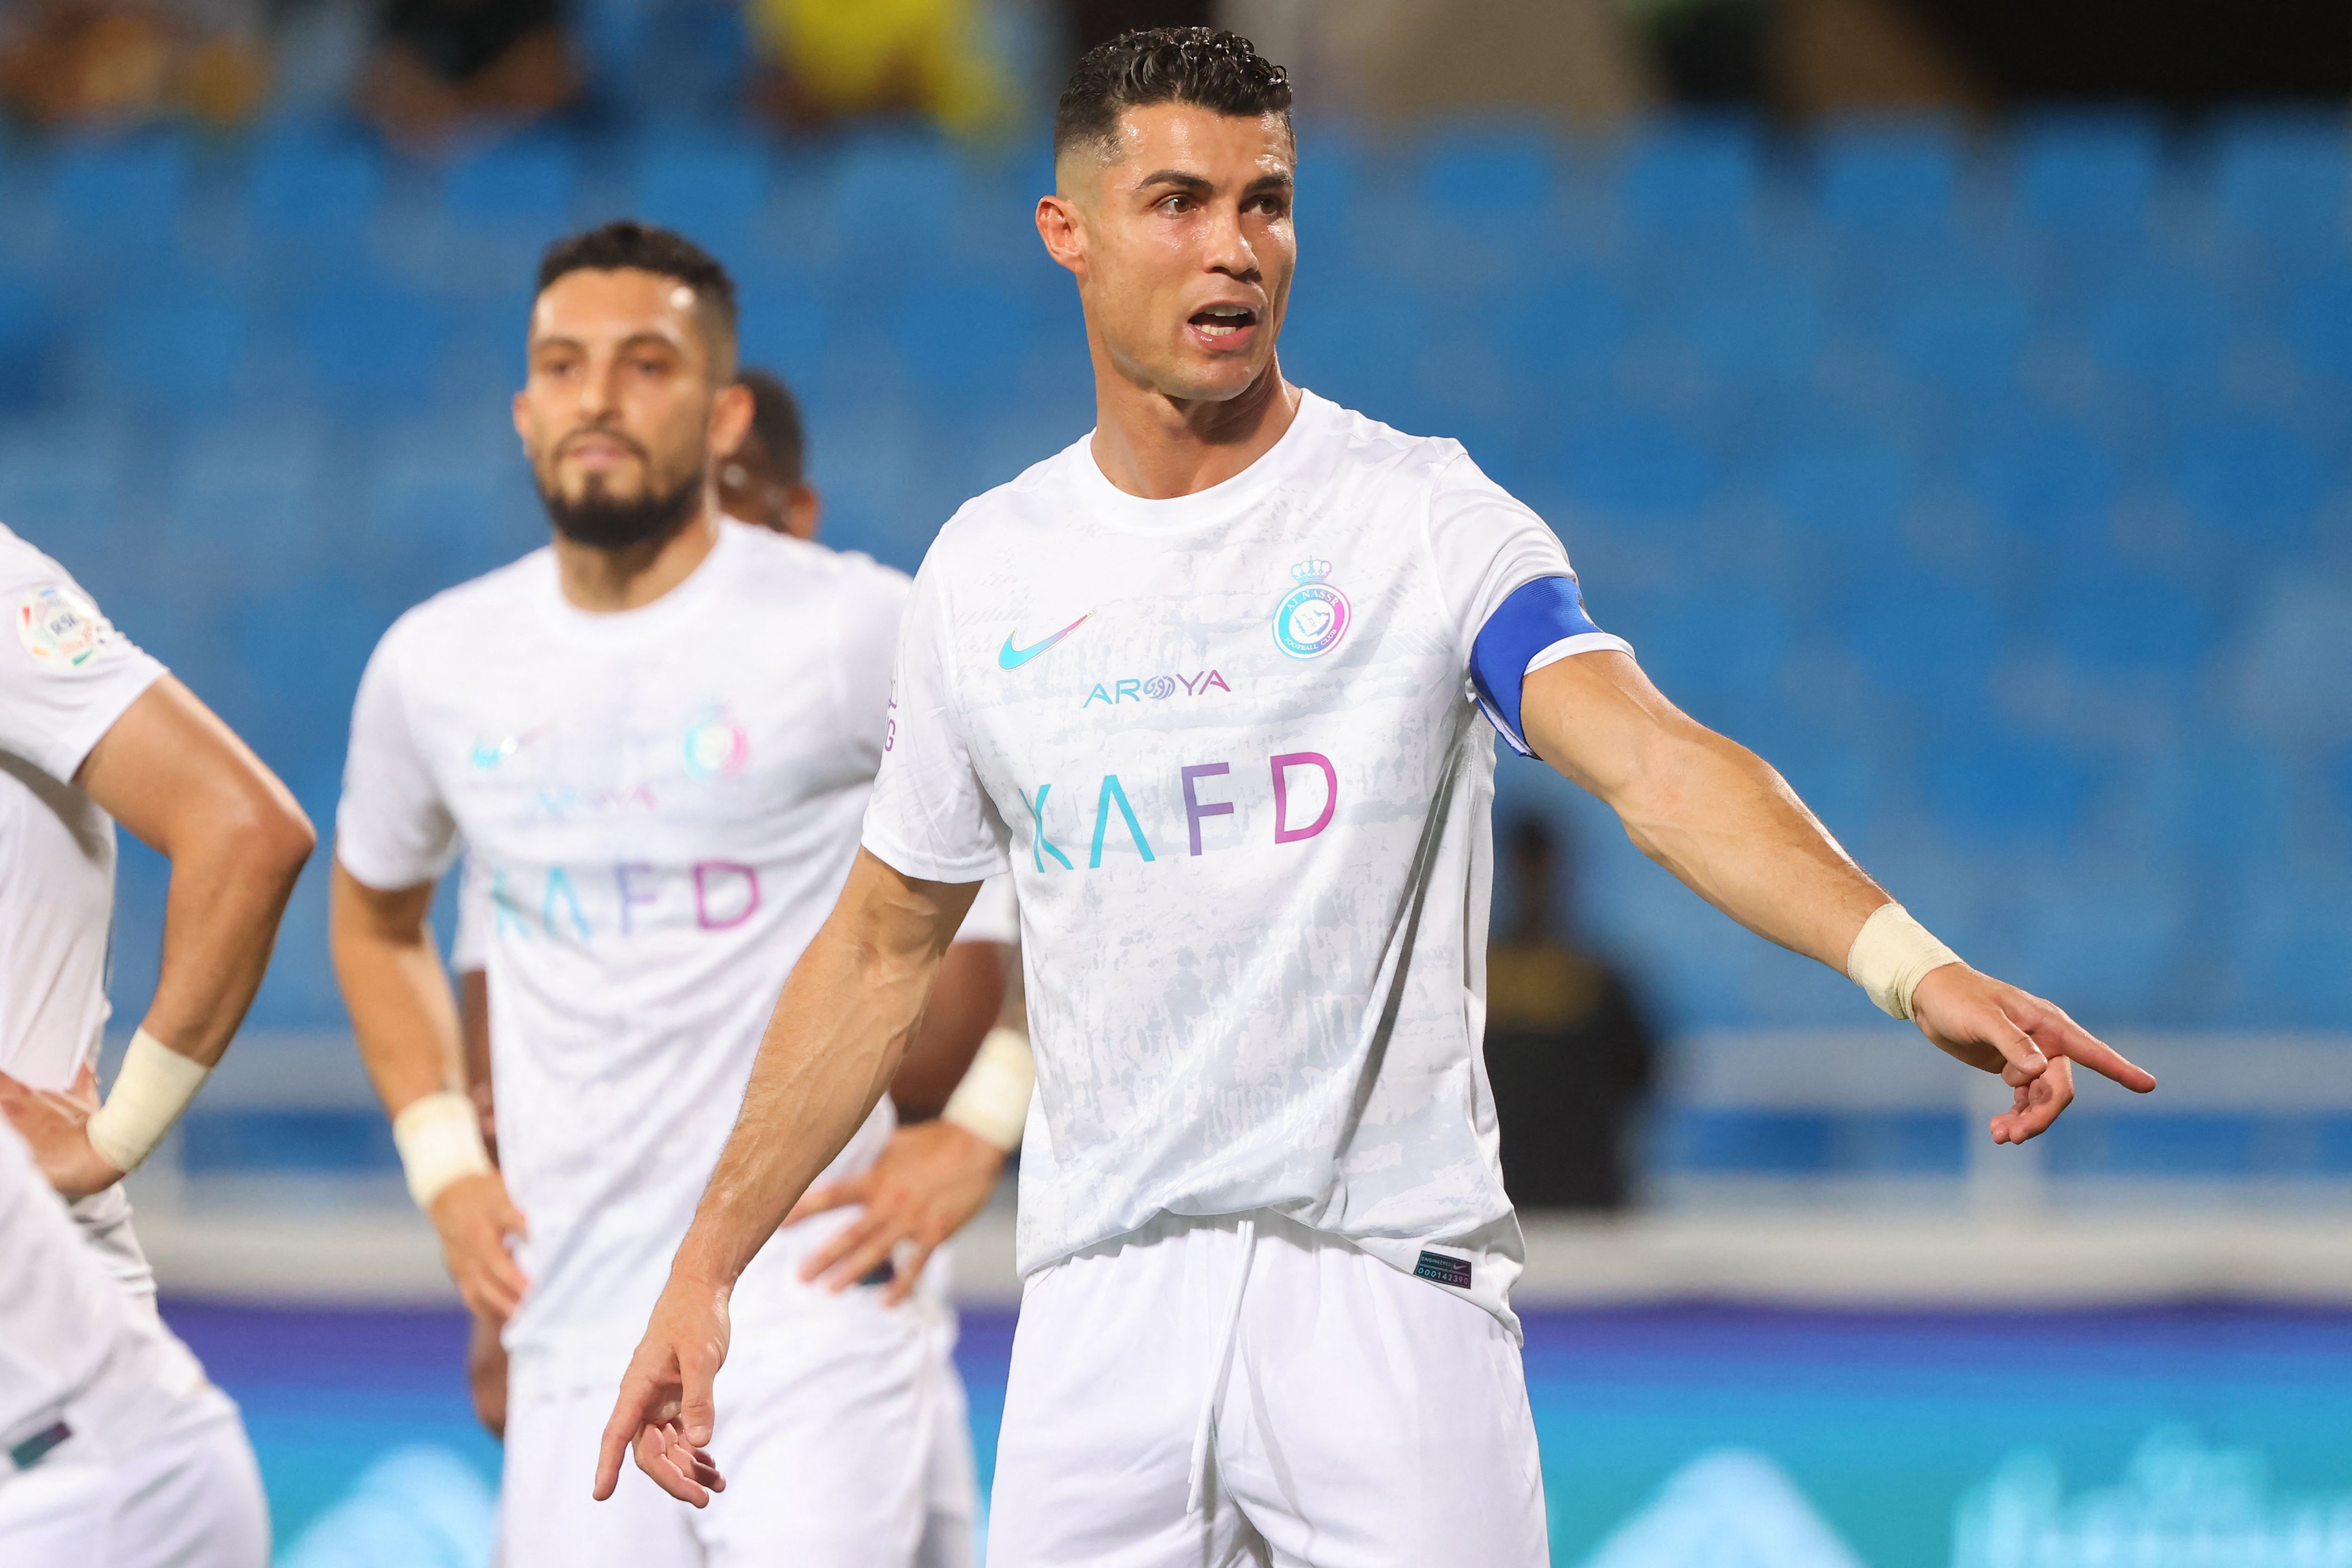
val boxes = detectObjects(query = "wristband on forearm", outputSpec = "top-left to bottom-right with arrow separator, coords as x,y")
941,1027 -> 1035,1153
392,1090 -> 492,1211
84,1029 -> 210,1174
1845,902 -> 1964,1021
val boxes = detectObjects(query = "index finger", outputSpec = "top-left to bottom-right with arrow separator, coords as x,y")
594,1369 -> 656,1501
2041,1019 -> 2156,1094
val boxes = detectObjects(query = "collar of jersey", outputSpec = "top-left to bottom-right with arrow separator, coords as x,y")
1067,387 -> 1337,536
531,515 -> 747,649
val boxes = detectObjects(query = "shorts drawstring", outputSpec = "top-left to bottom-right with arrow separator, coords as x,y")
1185,1214 -> 1258,1515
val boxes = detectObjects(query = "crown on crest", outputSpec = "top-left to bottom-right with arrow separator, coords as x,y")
1291,558 -> 1333,584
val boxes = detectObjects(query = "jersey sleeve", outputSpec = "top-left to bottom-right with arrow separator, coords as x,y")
0,558 -> 167,783
950,872 -> 1018,946
1424,449 -> 1634,757
861,551 -> 1012,885
334,619 -> 460,892
829,557 -> 913,776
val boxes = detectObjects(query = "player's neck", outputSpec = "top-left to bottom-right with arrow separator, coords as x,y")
551,509 -> 723,613
1088,362 -> 1302,501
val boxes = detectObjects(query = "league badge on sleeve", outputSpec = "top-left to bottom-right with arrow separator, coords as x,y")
16,583 -> 113,667
1273,559 -> 1349,659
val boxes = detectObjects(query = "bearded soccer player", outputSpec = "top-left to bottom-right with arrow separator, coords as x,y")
602,28 -> 2159,1565
0,525 -> 312,1563
331,222 -> 1023,1567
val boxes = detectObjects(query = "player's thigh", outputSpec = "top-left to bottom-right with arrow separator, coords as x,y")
0,1405 -> 270,1568
502,1383 -> 699,1568
0,1450 -> 110,1566
1222,1225 -> 1547,1568
985,1226 -> 1265,1568
696,1313 -> 943,1568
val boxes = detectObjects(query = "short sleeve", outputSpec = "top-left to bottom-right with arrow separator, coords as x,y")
951,872 -> 1018,946
448,850 -> 488,972
334,620 -> 460,892
828,558 -> 912,771
0,563 -> 167,783
860,551 -> 1011,884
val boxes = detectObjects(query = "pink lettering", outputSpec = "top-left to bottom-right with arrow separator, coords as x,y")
693,862 -> 761,930
1270,753 -> 1337,845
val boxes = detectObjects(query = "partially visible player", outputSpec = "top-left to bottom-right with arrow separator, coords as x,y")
0,522 -> 312,1564
715,368 -> 820,539
332,223 -> 1017,1567
601,29 -> 2157,1565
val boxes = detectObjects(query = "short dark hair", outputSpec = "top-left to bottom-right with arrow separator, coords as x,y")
1054,27 -> 1292,166
734,368 -> 805,486
535,220 -> 740,380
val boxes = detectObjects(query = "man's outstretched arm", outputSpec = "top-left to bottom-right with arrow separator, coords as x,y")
595,849 -> 979,1506
1520,650 -> 2156,1142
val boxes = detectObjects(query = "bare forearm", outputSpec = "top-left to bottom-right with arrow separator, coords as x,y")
139,822 -> 309,1066
329,868 -> 464,1115
672,918 -> 939,1289
890,941 -> 1008,1121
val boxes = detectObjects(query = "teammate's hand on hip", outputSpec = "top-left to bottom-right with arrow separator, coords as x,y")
596,1275 -> 731,1507
789,1119 -> 1008,1306
1909,964 -> 2156,1143
428,1170 -> 530,1323
466,1309 -> 509,1440
0,1065 -> 125,1200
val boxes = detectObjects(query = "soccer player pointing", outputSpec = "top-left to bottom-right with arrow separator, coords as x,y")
603,30 -> 2156,1560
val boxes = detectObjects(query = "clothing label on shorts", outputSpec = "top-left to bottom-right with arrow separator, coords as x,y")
1414,1250 -> 1473,1290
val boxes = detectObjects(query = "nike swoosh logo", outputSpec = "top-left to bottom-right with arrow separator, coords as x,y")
999,615 -> 1089,670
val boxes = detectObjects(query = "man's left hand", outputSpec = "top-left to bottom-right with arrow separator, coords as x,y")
0,1064 -> 125,1200
1910,965 -> 2156,1143
788,1120 -> 1008,1305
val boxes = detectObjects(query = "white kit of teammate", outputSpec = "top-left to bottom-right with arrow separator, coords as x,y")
0,525 -> 272,1566
866,392 -> 1599,1561
338,516 -> 1009,1566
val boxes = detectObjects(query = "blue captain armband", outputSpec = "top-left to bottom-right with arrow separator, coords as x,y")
1468,576 -> 1634,758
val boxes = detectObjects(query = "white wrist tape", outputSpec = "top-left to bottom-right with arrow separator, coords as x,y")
84,1029 -> 210,1174
392,1090 -> 492,1211
941,1027 -> 1035,1152
1846,902 -> 1963,1021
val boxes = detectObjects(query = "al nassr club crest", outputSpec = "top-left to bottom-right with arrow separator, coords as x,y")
1272,558 -> 1349,659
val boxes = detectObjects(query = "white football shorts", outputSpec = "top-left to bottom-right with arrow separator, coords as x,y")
985,1209 -> 1549,1568
0,1386 -> 268,1568
503,1286 -> 976,1568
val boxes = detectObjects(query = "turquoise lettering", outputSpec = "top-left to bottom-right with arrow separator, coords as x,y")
540,867 -> 591,940
490,867 -> 532,938
1089,774 -> 1156,868
1115,678 -> 1141,703
1025,784 -> 1074,871
1082,684 -> 1111,707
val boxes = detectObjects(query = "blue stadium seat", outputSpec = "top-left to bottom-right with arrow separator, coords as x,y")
2039,570 -> 2212,674
1925,733 -> 2095,848
1678,267 -> 1823,391
1840,571 -> 1998,698
1770,439 -> 1908,543
1663,1110 -> 1831,1174
0,419 -> 128,545
2009,871 -> 2187,1022
365,458 -> 524,586
2169,415 -> 2323,552
443,136 -> 578,238
1419,123 -> 1556,220
299,279 -> 451,412
830,134 -> 962,256
733,276 -> 831,384
167,421 -> 329,570
1553,414 -> 1712,521
2234,580 -> 2352,742
49,134 -> 190,254
1616,116 -> 1763,244
245,132 -> 384,250
1880,269 -> 2028,396
2139,743 -> 2290,865
2285,269 -> 2352,386
892,278 -> 1038,401
0,276 -> 61,412
2012,110 -> 2162,238
1814,118 -> 1962,239
2211,112 -> 2350,253
96,279 -> 248,410
631,135 -> 770,255
1965,416 -> 2115,543
2085,264 -> 2229,396
2232,880 -> 2352,1025
1485,272 -> 1625,393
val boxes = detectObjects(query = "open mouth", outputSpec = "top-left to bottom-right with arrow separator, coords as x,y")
1189,304 -> 1258,340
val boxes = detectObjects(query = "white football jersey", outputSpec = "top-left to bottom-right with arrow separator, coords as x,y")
337,520 -> 993,1372
863,391 -> 1630,1334
0,523 -> 169,1303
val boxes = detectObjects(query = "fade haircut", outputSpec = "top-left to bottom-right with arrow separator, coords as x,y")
535,220 -> 741,381
1053,27 -> 1293,168
735,368 -> 806,486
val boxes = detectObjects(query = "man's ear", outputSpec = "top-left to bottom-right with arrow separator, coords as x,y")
1036,191 -> 1086,277
783,483 -> 821,542
708,380 -> 755,459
